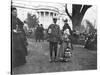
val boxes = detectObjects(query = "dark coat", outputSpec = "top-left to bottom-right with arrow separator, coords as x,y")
47,24 -> 61,42
35,26 -> 41,39
39,26 -> 44,39
12,16 -> 27,68
62,23 -> 72,35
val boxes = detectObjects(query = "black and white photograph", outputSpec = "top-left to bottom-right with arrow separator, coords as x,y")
11,0 -> 97,74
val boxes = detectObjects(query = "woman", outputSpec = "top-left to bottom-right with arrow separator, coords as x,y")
11,7 -> 27,68
58,29 -> 72,61
58,19 -> 72,61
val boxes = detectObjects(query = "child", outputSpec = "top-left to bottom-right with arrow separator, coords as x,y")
58,28 -> 72,62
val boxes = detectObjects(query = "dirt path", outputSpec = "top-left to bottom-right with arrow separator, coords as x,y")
12,38 -> 97,74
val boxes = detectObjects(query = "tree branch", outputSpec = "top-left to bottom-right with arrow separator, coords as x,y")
65,4 -> 72,20
80,5 -> 92,15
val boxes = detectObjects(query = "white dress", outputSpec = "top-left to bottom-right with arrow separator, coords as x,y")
58,28 -> 71,58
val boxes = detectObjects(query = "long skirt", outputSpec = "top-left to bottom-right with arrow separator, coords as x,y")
58,42 -> 67,58
58,41 -> 72,58
12,33 -> 27,68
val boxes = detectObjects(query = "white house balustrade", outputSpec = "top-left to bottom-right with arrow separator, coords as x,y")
37,11 -> 58,17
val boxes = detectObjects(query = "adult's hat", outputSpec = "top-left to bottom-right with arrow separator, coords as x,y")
62,16 -> 68,22
11,6 -> 17,12
63,19 -> 68,22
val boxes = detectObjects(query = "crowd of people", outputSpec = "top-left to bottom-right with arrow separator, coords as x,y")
71,29 -> 97,50
84,30 -> 97,50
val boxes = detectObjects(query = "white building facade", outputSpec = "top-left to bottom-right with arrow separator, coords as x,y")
12,1 -> 73,29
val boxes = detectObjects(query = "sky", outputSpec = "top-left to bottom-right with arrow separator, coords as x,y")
83,5 -> 97,28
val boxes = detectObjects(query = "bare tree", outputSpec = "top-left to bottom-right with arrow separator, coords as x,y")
65,4 -> 92,31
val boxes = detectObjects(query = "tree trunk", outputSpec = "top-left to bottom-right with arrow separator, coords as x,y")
65,4 -> 92,31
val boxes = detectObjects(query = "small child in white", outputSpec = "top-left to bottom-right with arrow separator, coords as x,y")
58,28 -> 72,62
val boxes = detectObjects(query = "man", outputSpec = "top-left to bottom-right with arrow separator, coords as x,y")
62,19 -> 73,50
11,6 -> 27,68
40,24 -> 44,42
48,17 -> 61,62
35,24 -> 41,42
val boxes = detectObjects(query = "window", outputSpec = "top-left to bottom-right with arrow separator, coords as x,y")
45,12 -> 49,16
50,12 -> 53,16
54,13 -> 56,16
41,11 -> 44,16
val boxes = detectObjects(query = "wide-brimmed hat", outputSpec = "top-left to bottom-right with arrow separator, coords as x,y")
62,16 -> 68,22
63,19 -> 68,22
11,6 -> 17,12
